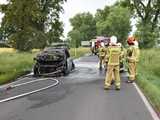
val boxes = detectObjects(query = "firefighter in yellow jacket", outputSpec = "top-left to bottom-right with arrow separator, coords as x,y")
126,37 -> 140,83
98,42 -> 106,69
104,36 -> 122,90
103,43 -> 109,70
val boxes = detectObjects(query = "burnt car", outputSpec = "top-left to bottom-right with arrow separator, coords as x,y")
33,47 -> 75,76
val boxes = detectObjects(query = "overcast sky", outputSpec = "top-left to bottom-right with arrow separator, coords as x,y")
0,0 -> 6,23
0,0 -> 136,37
60,0 -> 117,37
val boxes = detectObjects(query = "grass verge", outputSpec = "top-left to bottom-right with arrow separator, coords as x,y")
137,48 -> 160,116
70,47 -> 90,59
0,52 -> 36,84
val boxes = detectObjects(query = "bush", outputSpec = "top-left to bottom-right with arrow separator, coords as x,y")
135,24 -> 158,48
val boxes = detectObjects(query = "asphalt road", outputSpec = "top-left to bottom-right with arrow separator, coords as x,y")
0,55 -> 155,120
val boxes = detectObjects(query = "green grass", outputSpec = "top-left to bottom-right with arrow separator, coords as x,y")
70,47 -> 90,58
0,52 -> 36,84
137,48 -> 160,113
0,47 -> 90,85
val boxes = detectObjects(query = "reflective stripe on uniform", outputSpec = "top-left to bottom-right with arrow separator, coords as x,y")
108,46 -> 121,65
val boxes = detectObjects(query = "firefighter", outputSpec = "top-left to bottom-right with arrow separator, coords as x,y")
104,36 -> 122,90
98,42 -> 106,69
103,42 -> 110,70
117,42 -> 126,71
91,41 -> 95,55
126,36 -> 140,83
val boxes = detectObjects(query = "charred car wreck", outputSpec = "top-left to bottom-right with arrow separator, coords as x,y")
33,47 -> 75,76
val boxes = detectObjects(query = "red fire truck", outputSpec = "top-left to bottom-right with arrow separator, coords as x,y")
90,36 -> 110,55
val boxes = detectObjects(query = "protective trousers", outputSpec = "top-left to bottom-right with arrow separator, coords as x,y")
105,65 -> 120,88
99,56 -> 104,68
128,62 -> 136,81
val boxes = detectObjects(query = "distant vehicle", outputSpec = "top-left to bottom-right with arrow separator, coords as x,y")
33,46 -> 75,76
81,41 -> 90,47
90,36 -> 110,55
0,41 -> 11,48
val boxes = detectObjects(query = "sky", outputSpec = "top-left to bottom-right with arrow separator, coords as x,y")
0,0 -> 136,38
60,0 -> 117,37
0,0 -> 6,23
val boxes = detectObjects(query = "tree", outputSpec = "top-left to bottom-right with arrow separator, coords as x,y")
68,29 -> 81,48
47,21 -> 64,44
134,23 -> 159,48
68,12 -> 97,47
121,0 -> 160,48
127,0 -> 160,30
95,6 -> 111,22
0,0 -> 66,51
96,6 -> 132,44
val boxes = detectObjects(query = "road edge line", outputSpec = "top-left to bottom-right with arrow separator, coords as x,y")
133,83 -> 160,120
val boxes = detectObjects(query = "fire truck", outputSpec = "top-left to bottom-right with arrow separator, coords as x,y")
90,36 -> 110,55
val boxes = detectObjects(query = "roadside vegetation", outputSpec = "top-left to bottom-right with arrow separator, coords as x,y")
137,49 -> 160,115
0,48 -> 16,53
70,47 -> 90,58
0,51 -> 36,84
0,47 -> 90,85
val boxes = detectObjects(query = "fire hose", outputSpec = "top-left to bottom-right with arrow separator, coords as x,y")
0,78 -> 59,103
35,61 -> 66,76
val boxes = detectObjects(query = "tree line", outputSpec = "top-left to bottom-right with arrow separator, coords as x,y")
0,0 -> 159,51
68,0 -> 160,48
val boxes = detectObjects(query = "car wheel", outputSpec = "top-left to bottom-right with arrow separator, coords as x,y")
33,64 -> 40,77
72,62 -> 75,70
63,62 -> 69,75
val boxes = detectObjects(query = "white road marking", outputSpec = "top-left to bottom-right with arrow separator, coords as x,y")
35,54 -> 159,120
133,83 -> 160,120
123,73 -> 159,120
0,78 -> 59,103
